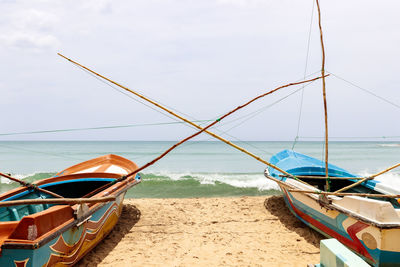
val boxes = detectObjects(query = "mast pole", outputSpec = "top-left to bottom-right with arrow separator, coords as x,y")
315,0 -> 330,190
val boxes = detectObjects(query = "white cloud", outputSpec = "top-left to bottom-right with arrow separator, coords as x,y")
80,0 -> 113,14
0,32 -> 60,50
13,8 -> 58,31
0,7 -> 60,51
216,0 -> 265,7
0,0 -> 399,141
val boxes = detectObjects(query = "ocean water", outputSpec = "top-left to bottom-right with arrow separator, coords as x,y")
0,141 -> 399,198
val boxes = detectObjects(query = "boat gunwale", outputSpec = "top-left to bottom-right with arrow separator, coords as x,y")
0,152 -> 141,250
0,172 -> 123,202
0,177 -> 140,250
55,153 -> 139,177
264,173 -> 400,229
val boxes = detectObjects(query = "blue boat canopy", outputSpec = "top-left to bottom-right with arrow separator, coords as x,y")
268,149 -> 356,178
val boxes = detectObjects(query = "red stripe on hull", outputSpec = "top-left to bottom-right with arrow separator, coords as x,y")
282,189 -> 374,263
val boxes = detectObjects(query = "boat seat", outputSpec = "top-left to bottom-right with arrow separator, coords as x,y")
0,204 -> 49,222
9,205 -> 74,241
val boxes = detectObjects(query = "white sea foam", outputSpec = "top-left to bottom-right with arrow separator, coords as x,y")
197,173 -> 280,191
0,177 -> 12,184
13,173 -> 36,180
142,168 -> 400,192
374,173 -> 400,189
142,171 -> 280,191
379,144 -> 400,147
0,173 -> 33,184
0,172 -> 47,184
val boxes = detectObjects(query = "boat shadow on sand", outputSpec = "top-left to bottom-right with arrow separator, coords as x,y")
76,204 -> 141,266
264,195 -> 323,249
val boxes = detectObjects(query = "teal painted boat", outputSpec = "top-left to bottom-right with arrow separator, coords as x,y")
0,154 -> 140,266
265,150 -> 400,266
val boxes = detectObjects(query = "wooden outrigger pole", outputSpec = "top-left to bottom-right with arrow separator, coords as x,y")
58,54 -> 400,192
0,196 -> 116,207
315,0 -> 330,191
57,53 -> 326,179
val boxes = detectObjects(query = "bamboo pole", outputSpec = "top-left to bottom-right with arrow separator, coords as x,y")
57,53 -> 327,180
315,0 -> 330,190
0,196 -> 116,207
334,162 -> 400,194
122,75 -> 327,180
287,189 -> 400,199
269,174 -> 400,199
0,172 -> 63,198
370,162 -> 400,179
58,53 -> 400,198
279,175 -> 365,180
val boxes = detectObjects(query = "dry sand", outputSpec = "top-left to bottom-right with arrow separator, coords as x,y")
77,196 -> 323,267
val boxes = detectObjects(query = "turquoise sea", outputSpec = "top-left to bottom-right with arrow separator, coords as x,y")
0,141 -> 399,198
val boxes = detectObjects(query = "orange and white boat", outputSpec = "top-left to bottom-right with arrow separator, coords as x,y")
0,154 -> 140,266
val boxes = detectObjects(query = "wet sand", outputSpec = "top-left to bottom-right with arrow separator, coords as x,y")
77,196 -> 323,267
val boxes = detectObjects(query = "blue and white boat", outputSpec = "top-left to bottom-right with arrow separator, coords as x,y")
265,149 -> 400,267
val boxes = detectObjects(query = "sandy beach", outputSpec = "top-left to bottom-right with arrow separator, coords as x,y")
76,196 -> 323,266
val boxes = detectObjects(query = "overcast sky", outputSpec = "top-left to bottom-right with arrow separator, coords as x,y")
0,0 -> 399,141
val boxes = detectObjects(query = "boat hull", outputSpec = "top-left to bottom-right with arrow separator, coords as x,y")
0,154 -> 140,266
278,183 -> 400,267
0,192 -> 125,267
267,150 -> 400,266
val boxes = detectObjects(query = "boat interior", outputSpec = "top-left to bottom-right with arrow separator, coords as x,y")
0,178 -> 114,222
299,176 -> 400,209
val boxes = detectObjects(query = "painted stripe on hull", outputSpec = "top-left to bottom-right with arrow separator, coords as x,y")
45,201 -> 121,266
0,199 -> 123,267
282,188 -> 375,263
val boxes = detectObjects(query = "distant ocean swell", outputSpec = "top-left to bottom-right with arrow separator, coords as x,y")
0,171 -> 281,198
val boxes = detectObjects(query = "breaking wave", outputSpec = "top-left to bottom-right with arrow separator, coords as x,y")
0,171 -> 281,198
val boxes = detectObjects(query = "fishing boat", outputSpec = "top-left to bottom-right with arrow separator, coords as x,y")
0,154 -> 140,266
264,149 -> 400,266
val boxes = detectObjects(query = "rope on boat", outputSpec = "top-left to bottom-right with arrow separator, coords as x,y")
328,71 -> 400,110
0,120 -> 212,137
292,0 -> 315,150
218,78 -> 316,138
